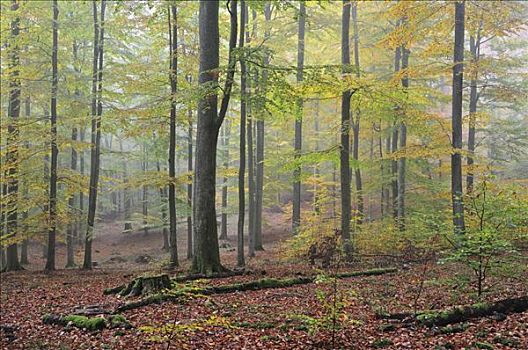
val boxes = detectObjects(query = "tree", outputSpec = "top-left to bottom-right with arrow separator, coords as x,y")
83,0 -> 106,269
351,1 -> 363,225
220,119 -> 229,241
46,0 -> 60,271
292,1 -> 305,234
192,0 -> 237,274
340,0 -> 352,258
451,1 -> 466,236
186,76 -> 194,260
466,26 -> 481,193
4,0 -> 22,272
237,0 -> 247,267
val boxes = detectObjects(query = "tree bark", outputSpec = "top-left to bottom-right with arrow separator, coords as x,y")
186,76 -> 193,259
292,1 -> 305,234
237,0 -> 247,267
142,144 -> 149,236
467,29 -> 480,193
167,4 -> 179,267
66,127 -> 78,268
83,0 -> 106,269
391,46 -> 401,222
220,120 -> 230,241
192,0 -> 237,275
397,42 -> 410,231
351,1 -> 363,226
340,0 -> 353,258
4,0 -> 22,272
451,1 -> 466,236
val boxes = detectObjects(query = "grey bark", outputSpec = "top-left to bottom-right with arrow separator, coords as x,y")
391,46 -> 401,222
451,1 -> 466,236
292,1 -> 305,234
397,43 -> 410,231
83,0 -> 106,269
186,76 -> 193,259
192,0 -> 237,274
467,28 -> 481,193
220,120 -> 230,241
340,0 -> 352,258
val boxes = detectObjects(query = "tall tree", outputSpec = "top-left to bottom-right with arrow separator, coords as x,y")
186,76 -> 193,259
466,25 -> 481,193
220,120 -> 230,241
451,1 -> 466,236
292,1 -> 305,234
5,0 -> 22,272
168,3 -> 179,267
247,8 -> 256,258
397,34 -> 410,231
391,45 -> 401,221
254,2 -> 272,251
192,0 -> 237,274
142,143 -> 149,235
66,126 -> 77,268
340,0 -> 352,258
83,0 -> 106,269
351,1 -> 363,225
237,0 -> 247,267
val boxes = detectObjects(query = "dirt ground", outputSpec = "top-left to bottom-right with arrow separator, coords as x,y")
1,211 -> 527,349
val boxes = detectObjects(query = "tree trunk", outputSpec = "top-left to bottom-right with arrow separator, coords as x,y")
397,43 -> 410,231
467,29 -> 480,193
156,161 -> 169,250
186,76 -> 193,259
220,120 -> 230,241
247,10 -> 256,258
78,126 -> 85,244
340,0 -> 352,258
391,46 -> 401,222
4,0 -> 22,272
120,139 -> 132,233
292,2 -> 305,234
254,2 -> 271,251
66,127 -> 78,268
167,4 -> 179,267
142,144 -> 149,236
83,0 -> 106,270
237,0 -> 247,267
451,1 -> 466,236
351,1 -> 363,226
192,0 -> 237,275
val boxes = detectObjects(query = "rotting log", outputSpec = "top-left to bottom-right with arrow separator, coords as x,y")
380,296 -> 528,327
42,314 -> 131,331
114,267 -> 397,312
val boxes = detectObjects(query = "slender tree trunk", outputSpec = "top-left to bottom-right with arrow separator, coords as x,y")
247,10 -> 257,257
142,144 -> 149,236
383,132 -> 391,215
78,126 -> 85,244
254,3 -> 271,251
83,0 -> 106,270
391,46 -> 401,222
66,127 -> 78,267
156,162 -> 169,251
340,0 -> 352,258
186,81 -> 193,260
120,139 -> 131,233
237,0 -> 247,267
192,0 -> 237,275
397,42 -> 410,231
467,29 -> 480,193
20,96 -> 31,265
292,2 -> 305,234
168,4 -> 179,267
351,1 -> 363,226
451,1 -> 466,236
220,120 -> 230,241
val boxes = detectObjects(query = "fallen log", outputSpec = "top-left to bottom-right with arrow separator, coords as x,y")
114,267 -> 397,312
42,313 -> 132,331
380,295 -> 528,327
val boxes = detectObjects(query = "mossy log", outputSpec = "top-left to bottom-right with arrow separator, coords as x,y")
382,296 -> 528,327
42,314 -> 131,331
118,274 -> 171,297
114,267 -> 397,312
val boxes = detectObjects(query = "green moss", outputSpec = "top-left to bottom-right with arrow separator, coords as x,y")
493,336 -> 519,347
439,323 -> 467,334
63,315 -> 106,331
372,338 -> 393,348
108,314 -> 130,328
235,321 -> 275,329
474,342 -> 494,350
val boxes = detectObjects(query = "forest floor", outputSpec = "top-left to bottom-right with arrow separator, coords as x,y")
1,211 -> 527,349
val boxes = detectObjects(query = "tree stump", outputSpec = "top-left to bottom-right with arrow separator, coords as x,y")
119,274 -> 171,298
123,222 -> 133,233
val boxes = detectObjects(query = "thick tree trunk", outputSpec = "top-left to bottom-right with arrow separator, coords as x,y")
467,31 -> 480,193
5,0 -> 22,272
340,0 -> 352,258
83,0 -> 106,269
192,0 -> 237,275
292,2 -> 305,234
167,4 -> 179,267
237,1 -> 247,267
451,1 -> 466,236
351,2 -> 363,226
397,44 -> 410,231
220,120 -> 230,241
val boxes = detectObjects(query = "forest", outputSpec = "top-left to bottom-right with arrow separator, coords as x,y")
1,0 -> 527,349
